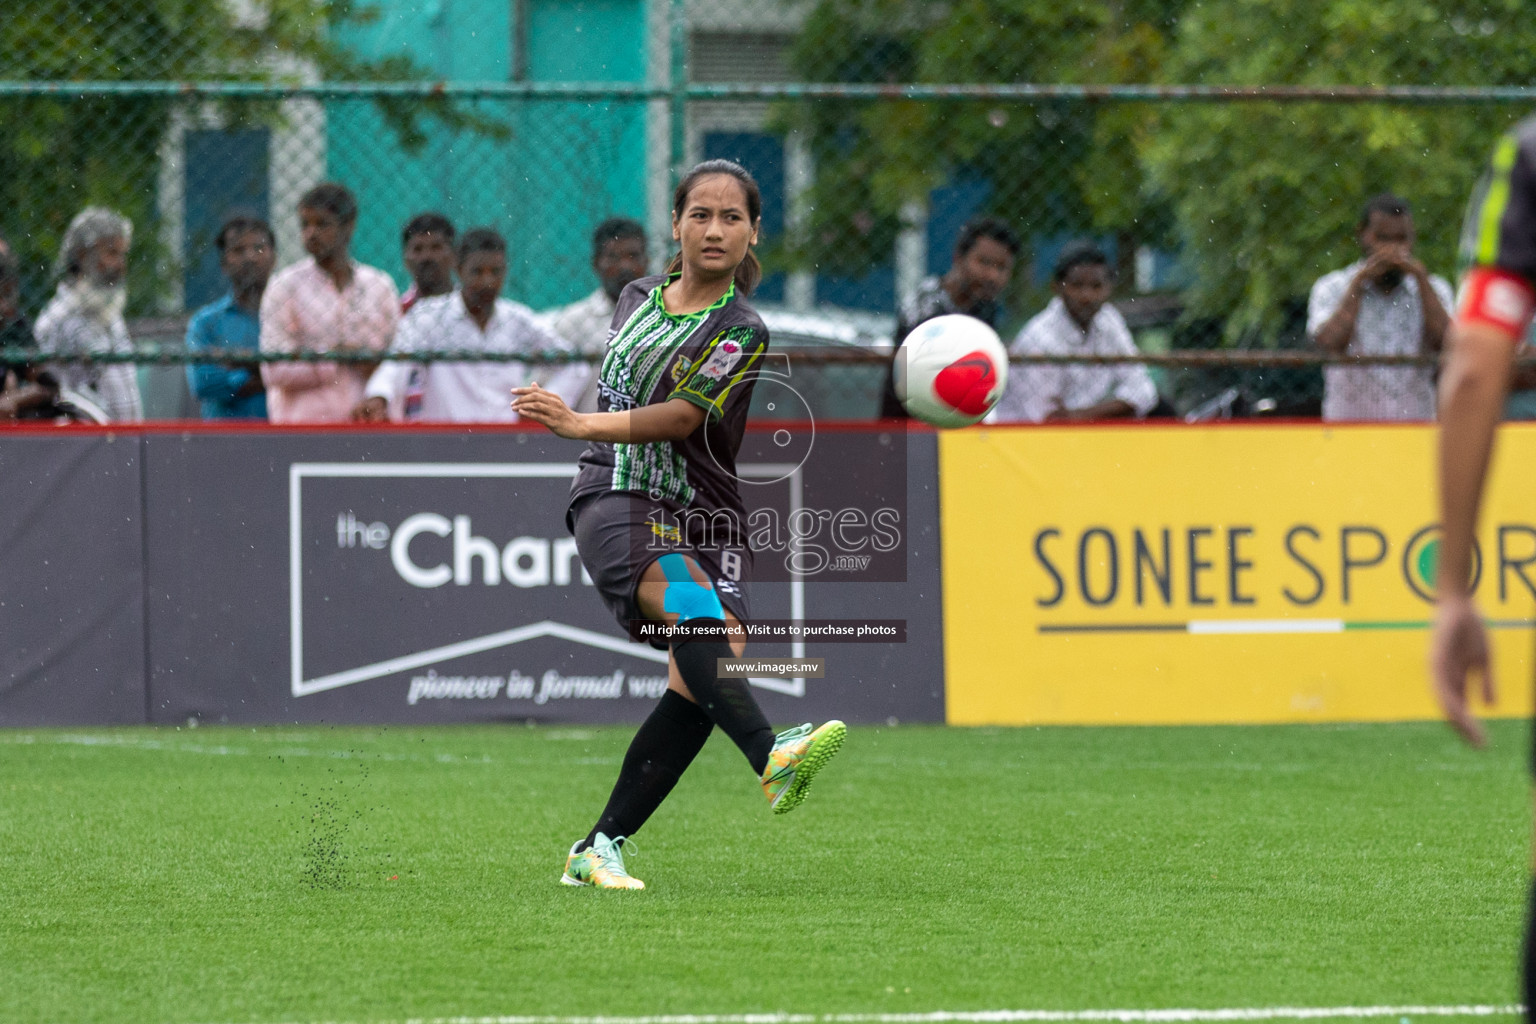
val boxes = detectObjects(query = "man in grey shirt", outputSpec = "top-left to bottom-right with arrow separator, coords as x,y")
1308,193 -> 1452,421
34,207 -> 142,422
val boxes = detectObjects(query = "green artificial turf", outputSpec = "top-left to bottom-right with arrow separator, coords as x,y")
0,720 -> 1528,1024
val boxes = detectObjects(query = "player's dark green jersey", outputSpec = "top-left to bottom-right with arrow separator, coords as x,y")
570,273 -> 769,519
1455,116 -> 1536,340
1460,115 -> 1536,282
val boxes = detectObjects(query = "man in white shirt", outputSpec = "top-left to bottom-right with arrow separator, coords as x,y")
355,228 -> 572,423
1308,193 -> 1452,421
541,218 -> 648,412
34,207 -> 142,422
993,241 -> 1158,423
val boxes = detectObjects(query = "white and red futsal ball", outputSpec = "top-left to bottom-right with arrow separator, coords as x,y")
892,314 -> 1009,428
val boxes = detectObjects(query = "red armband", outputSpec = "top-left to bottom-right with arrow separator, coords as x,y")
1456,266 -> 1536,342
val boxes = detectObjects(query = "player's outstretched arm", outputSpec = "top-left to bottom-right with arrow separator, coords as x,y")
1430,321 -> 1516,747
512,383 -> 707,443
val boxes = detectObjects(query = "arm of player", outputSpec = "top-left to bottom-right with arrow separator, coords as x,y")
511,383 -> 707,442
1430,319 -> 1517,748
1430,123 -> 1536,748
1430,264 -> 1536,746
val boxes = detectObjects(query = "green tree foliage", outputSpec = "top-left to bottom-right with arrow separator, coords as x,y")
774,0 -> 1187,290
1,0 -> 501,313
778,0 -> 1534,341
1141,0 -> 1534,339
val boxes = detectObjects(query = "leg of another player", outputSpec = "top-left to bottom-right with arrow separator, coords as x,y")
1525,881 -> 1535,1023
1525,792 -> 1536,1018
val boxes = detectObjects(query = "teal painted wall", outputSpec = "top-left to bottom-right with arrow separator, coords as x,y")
518,0 -> 649,306
326,0 -> 647,309
527,0 -> 645,80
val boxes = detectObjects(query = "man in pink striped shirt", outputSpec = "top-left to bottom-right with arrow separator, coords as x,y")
260,183 -> 399,422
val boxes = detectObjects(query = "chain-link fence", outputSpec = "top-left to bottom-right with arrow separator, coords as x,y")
3,0 -> 1536,423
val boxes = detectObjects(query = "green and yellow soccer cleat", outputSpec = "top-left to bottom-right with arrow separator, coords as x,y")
761,720 -> 847,814
560,832 -> 644,890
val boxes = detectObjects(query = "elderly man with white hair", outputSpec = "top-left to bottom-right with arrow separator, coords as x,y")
34,207 -> 141,422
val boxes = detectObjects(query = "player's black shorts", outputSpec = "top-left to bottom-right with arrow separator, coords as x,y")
568,490 -> 752,650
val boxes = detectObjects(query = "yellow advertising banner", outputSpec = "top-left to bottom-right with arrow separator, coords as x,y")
940,423 -> 1536,726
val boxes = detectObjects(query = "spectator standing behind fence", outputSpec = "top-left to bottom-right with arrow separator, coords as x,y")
0,243 -> 68,422
400,212 -> 456,313
543,218 -> 649,413
184,214 -> 275,420
354,228 -> 571,423
259,183 -> 398,423
33,207 -> 141,422
992,242 -> 1158,423
880,217 -> 1020,418
1308,193 -> 1452,421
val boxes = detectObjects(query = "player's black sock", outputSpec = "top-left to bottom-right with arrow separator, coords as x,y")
671,621 -> 775,775
580,689 -> 713,852
1524,877 -> 1536,1018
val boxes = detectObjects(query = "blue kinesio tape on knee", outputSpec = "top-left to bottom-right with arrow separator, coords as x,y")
658,552 -> 724,623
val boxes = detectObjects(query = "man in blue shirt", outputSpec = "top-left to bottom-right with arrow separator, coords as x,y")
186,214 -> 275,419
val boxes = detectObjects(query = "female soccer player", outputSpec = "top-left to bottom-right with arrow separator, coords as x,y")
513,159 -> 846,891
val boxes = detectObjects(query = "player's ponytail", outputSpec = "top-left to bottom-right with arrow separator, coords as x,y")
669,159 -> 763,297
733,250 -> 762,297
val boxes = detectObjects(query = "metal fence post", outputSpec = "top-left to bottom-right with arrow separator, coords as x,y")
668,0 -> 687,188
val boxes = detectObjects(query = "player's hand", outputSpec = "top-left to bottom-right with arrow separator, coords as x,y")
352,396 -> 389,422
1428,594 -> 1496,748
512,382 -> 584,439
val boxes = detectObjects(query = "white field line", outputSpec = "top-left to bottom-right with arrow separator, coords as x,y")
212,1006 -> 1525,1024
0,733 -> 492,763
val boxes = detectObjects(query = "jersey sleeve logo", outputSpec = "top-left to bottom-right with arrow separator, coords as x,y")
696,338 -> 744,381
1487,278 -> 1531,322
670,326 -> 764,419
1456,265 -> 1536,341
